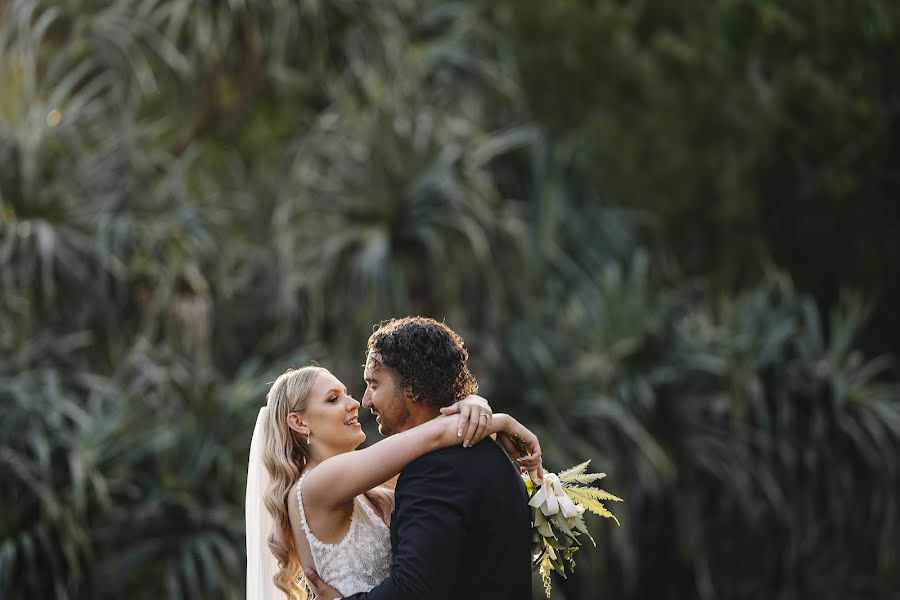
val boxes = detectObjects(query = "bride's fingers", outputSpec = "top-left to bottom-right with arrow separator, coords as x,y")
519,434 -> 541,459
498,432 -> 520,457
516,451 -> 540,462
304,568 -> 323,592
442,403 -> 477,440
457,404 -> 472,438
470,411 -> 490,446
462,407 -> 481,446
517,458 -> 542,479
304,568 -> 341,600
516,450 -> 541,466
517,460 -> 541,476
519,431 -> 541,457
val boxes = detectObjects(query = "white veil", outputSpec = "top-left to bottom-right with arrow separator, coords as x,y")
246,406 -> 286,600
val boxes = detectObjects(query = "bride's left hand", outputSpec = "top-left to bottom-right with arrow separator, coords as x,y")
496,417 -> 544,483
440,394 -> 492,447
305,568 -> 342,600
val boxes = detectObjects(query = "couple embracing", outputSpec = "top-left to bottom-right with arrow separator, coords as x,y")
246,317 -> 543,599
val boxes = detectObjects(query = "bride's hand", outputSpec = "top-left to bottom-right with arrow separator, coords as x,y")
304,567 -> 342,600
496,416 -> 544,483
439,394 -> 492,447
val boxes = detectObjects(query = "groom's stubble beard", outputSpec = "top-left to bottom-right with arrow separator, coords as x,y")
378,387 -> 412,437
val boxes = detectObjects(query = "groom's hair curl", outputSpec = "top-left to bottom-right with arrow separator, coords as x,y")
367,316 -> 477,408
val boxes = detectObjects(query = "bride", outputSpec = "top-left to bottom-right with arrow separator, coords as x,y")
245,365 -> 541,599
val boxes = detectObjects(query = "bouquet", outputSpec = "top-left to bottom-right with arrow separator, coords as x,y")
523,460 -> 622,597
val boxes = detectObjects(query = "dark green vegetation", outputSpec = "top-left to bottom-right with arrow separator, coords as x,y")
1,1 -> 898,598
487,0 -> 900,356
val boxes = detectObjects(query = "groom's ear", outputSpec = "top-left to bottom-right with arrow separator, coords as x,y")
403,387 -> 419,404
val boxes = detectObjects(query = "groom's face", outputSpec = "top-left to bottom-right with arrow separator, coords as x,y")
362,352 -> 411,436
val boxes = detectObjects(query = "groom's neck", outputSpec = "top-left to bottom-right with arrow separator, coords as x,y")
401,403 -> 441,432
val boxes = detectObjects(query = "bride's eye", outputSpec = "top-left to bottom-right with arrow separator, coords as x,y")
327,396 -> 339,403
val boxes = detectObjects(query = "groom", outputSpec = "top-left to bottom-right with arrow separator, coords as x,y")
306,316 -> 533,600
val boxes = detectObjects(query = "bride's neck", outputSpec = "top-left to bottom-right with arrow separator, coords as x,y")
304,445 -> 352,470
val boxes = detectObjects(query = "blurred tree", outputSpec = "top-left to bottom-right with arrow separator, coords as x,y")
486,262 -> 900,598
1,0 -> 899,599
484,0 -> 900,357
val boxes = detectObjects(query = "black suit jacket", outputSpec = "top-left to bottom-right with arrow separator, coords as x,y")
342,438 -> 532,600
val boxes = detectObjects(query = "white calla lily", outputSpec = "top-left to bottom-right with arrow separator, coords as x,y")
528,473 -> 580,518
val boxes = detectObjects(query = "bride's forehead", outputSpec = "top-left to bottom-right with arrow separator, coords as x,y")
313,372 -> 344,394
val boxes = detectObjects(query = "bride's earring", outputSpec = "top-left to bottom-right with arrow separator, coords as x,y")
298,420 -> 310,445
300,425 -> 310,464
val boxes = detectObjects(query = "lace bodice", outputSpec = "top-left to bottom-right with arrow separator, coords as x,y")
296,473 -> 393,596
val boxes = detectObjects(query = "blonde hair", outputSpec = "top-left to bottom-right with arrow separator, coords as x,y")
262,366 -> 325,599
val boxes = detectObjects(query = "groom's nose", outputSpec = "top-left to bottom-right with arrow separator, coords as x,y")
361,390 -> 373,408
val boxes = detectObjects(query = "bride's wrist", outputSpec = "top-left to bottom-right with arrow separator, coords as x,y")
492,413 -> 512,435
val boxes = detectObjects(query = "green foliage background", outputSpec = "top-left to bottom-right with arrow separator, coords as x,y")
1,1 -> 898,598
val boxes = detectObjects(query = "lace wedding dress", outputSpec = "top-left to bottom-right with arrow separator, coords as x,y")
296,472 -> 393,595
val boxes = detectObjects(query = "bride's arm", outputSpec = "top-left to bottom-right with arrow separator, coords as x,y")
302,412 -> 541,511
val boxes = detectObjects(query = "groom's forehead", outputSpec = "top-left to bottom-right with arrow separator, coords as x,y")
364,353 -> 401,385
364,352 -> 384,377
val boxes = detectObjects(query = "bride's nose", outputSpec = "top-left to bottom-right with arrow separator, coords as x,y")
347,397 -> 360,410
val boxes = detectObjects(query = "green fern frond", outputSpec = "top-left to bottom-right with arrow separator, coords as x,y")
559,472 -> 606,485
565,487 -> 622,525
566,485 -> 623,504
557,460 -> 592,478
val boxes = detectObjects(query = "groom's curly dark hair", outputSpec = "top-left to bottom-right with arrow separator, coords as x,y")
367,316 -> 478,409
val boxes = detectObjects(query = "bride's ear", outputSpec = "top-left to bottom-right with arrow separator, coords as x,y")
287,412 -> 310,436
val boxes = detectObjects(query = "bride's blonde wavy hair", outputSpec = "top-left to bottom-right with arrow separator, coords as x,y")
262,366 -> 325,599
